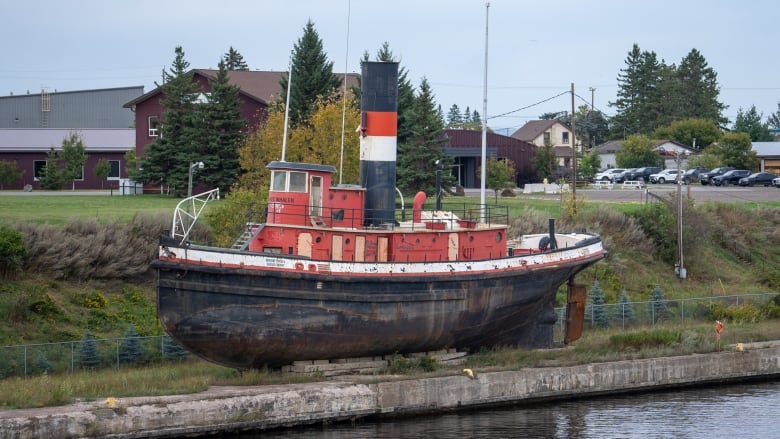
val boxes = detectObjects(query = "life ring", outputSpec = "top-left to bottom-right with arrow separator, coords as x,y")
520,260 -> 528,266
294,262 -> 304,270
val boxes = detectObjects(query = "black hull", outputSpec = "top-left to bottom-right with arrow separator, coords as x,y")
155,253 -> 600,369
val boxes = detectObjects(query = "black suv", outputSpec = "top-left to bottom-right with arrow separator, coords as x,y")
699,167 -> 734,186
712,169 -> 750,186
625,167 -> 661,183
681,167 -> 709,184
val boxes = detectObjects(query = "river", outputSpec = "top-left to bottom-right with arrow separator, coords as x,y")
231,380 -> 779,438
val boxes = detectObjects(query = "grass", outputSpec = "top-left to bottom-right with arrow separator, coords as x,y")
2,319 -> 778,409
0,194 -> 180,226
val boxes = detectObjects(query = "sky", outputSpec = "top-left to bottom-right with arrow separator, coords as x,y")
2,0 -> 779,136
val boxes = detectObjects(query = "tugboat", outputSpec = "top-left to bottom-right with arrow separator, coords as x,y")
153,62 -> 606,369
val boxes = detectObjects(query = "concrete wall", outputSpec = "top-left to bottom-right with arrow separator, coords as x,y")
1,341 -> 779,438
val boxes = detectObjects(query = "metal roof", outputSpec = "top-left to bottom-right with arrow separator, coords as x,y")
0,128 -> 135,152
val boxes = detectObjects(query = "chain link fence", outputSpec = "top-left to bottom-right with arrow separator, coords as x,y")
554,293 -> 777,343
0,335 -> 189,379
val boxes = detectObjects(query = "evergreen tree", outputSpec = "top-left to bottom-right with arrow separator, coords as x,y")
280,20 -> 341,126
586,281 -> 609,327
136,46 -> 203,196
574,105 -> 609,149
615,289 -> 635,324
200,60 -> 246,193
649,285 -> 670,324
79,330 -> 99,369
38,147 -> 64,190
675,49 -> 727,126
119,325 -> 142,365
222,46 -> 249,71
35,353 -> 52,374
462,106 -> 472,125
163,335 -> 190,360
733,106 -> 773,141
446,104 -> 463,128
610,44 -> 666,137
768,102 -> 780,129
396,78 -> 453,195
470,110 -> 482,129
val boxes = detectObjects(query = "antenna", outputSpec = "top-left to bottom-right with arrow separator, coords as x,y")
338,0 -> 352,185
479,2 -> 490,222
281,51 -> 293,162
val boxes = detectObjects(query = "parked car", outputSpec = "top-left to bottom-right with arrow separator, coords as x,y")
712,170 -> 750,186
649,169 -> 682,184
738,172 -> 776,187
625,166 -> 661,183
611,168 -> 637,183
774,177 -> 780,188
595,168 -> 625,181
681,167 -> 709,184
699,167 -> 734,186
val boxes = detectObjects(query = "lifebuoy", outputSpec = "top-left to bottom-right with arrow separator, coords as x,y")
294,262 -> 304,270
520,260 -> 528,266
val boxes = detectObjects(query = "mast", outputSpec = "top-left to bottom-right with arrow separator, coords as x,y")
480,2 -> 490,222
281,51 -> 293,162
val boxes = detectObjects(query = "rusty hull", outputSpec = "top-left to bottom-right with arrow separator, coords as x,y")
155,254 -> 600,369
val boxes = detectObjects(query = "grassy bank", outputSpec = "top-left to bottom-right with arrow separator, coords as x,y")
0,192 -> 779,409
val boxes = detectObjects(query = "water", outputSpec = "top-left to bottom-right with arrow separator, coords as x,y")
233,380 -> 779,438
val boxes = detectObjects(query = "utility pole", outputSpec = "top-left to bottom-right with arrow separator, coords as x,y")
571,83 -> 576,215
589,87 -> 595,110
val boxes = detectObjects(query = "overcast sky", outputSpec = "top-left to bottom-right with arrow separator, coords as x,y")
2,0 -> 778,136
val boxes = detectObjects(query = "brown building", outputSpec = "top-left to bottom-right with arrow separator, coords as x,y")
442,129 -> 536,188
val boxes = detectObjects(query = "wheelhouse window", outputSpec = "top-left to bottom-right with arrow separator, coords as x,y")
270,170 -> 308,192
108,160 -> 120,180
148,116 -> 161,137
562,132 -> 570,144
33,160 -> 47,181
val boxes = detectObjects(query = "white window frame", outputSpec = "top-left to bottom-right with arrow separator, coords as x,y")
270,170 -> 308,192
148,115 -> 160,137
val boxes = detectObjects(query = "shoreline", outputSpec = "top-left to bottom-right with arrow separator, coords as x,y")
1,341 -> 779,438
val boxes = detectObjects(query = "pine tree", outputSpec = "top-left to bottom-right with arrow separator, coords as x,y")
396,78 -> 453,195
163,335 -> 190,360
675,49 -> 727,126
615,289 -> 635,324
610,44 -> 665,137
462,106 -> 472,125
586,281 -> 609,327
446,104 -> 463,128
200,60 -> 246,193
733,105 -> 773,141
768,102 -> 780,129
35,353 -> 52,374
119,325 -> 142,365
649,285 -> 670,324
136,46 -> 203,195
38,147 -> 64,190
79,330 -> 99,369
280,20 -> 341,126
222,46 -> 249,71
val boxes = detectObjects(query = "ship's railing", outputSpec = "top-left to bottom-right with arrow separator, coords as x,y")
251,201 -> 510,231
172,188 -> 220,243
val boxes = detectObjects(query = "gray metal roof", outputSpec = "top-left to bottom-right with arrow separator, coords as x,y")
0,86 -> 143,129
752,142 -> 780,157
0,129 -> 134,152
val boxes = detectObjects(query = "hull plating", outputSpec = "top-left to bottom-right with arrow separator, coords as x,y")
155,246 -> 604,369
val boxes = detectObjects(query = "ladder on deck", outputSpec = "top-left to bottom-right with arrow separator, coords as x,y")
231,223 -> 263,250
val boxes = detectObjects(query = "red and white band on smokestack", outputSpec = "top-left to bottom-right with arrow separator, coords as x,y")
359,61 -> 399,227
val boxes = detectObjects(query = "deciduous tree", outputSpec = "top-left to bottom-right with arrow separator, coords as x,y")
652,118 -> 722,150
480,157 -> 516,202
710,132 -> 758,170
616,134 -> 661,168
0,160 -> 24,189
93,158 -> 110,190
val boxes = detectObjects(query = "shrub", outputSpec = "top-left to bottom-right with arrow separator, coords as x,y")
0,226 -> 27,278
609,329 -> 682,350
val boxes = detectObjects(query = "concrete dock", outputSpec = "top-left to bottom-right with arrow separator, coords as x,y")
2,341 -> 779,438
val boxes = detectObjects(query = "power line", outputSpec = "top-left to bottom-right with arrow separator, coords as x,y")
488,90 -> 570,120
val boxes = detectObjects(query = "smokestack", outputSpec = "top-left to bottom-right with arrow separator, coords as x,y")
360,61 -> 399,227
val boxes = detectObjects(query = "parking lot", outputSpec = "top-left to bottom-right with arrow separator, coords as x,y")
576,184 -> 780,204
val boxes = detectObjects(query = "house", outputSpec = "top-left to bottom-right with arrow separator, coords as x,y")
123,70 -> 359,161
441,129 -> 536,187
594,139 -> 695,170
752,142 -> 780,175
0,86 -> 143,190
510,119 -> 575,168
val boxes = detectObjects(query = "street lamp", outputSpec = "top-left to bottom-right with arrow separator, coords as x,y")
188,161 -> 204,198
435,160 -> 442,210
675,151 -> 688,279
